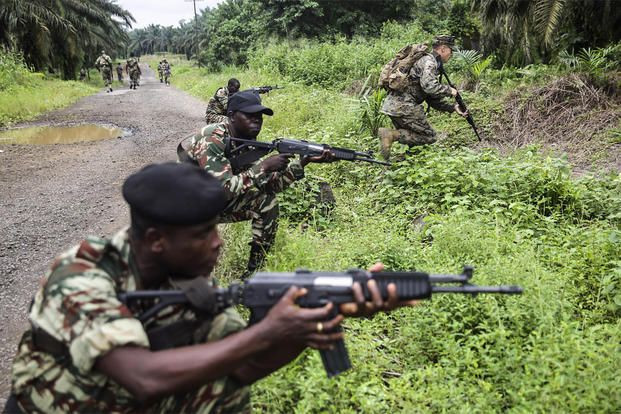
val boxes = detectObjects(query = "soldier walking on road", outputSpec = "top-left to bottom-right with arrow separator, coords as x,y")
378,35 -> 469,159
116,63 -> 124,83
95,50 -> 113,93
125,53 -> 141,90
205,78 -> 240,124
162,58 -> 172,86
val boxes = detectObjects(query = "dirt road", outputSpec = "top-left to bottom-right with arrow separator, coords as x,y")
0,64 -> 207,398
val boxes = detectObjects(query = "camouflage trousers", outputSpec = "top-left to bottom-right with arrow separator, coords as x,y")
220,190 -> 279,273
129,70 -> 140,88
101,69 -> 112,87
387,104 -> 437,146
206,111 -> 228,125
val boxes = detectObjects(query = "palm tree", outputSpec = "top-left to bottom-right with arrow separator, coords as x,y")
0,0 -> 134,79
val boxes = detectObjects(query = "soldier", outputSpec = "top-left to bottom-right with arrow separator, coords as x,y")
95,50 -> 113,93
205,78 -> 240,124
116,62 -> 124,82
378,35 -> 469,159
79,68 -> 87,81
5,162 -> 406,413
125,53 -> 141,90
162,58 -> 171,86
181,90 -> 333,278
157,60 -> 164,83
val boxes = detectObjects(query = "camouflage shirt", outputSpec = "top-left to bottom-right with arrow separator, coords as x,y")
187,123 -> 305,204
10,227 -> 247,413
95,54 -> 112,72
382,53 -> 455,117
125,57 -> 140,74
206,87 -> 230,118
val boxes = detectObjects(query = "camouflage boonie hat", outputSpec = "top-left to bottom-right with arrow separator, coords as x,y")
433,35 -> 456,50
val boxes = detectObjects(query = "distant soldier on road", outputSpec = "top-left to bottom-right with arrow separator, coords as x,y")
116,63 -> 124,82
157,60 -> 164,83
205,78 -> 240,124
161,58 -> 171,86
125,53 -> 141,90
378,35 -> 469,159
95,50 -> 113,93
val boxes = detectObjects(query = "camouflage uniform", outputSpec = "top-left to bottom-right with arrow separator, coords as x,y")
158,62 -> 164,82
10,228 -> 249,413
381,53 -> 455,146
186,123 -> 305,272
205,87 -> 230,124
162,61 -> 172,85
95,54 -> 113,90
126,57 -> 141,89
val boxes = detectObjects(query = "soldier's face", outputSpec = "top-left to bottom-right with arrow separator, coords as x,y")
438,46 -> 453,63
228,84 -> 240,94
156,222 -> 223,277
231,111 -> 263,139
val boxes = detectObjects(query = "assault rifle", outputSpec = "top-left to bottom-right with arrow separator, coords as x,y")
225,137 -> 391,172
119,266 -> 522,377
250,85 -> 284,94
438,66 -> 482,142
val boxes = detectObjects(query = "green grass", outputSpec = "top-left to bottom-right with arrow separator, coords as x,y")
150,56 -> 621,412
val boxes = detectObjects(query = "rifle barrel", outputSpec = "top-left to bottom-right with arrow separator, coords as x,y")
432,285 -> 523,294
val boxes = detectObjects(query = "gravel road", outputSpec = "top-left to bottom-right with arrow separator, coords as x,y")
0,64 -> 207,399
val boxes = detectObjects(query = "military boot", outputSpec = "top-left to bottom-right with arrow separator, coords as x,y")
378,128 -> 398,160
241,242 -> 268,279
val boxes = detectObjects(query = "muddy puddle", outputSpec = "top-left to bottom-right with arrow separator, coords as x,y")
0,124 -> 126,145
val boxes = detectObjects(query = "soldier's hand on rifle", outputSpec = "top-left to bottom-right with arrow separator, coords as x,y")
260,154 -> 294,173
300,149 -> 335,167
449,87 -> 459,97
454,104 -> 469,118
340,262 -> 420,317
259,286 -> 344,350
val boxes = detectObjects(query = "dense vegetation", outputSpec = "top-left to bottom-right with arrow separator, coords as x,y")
131,0 -> 620,70
0,0 -> 134,79
0,50 -> 96,126
151,15 -> 620,409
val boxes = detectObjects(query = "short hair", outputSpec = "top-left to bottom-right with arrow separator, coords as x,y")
228,78 -> 240,88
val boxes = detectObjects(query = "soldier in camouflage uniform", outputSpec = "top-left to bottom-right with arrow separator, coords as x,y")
95,50 -> 113,93
8,162 -> 381,414
183,90 -> 333,278
379,35 -> 469,159
205,78 -> 240,124
158,60 -> 164,83
116,63 -> 124,82
162,58 -> 172,86
125,53 -> 141,90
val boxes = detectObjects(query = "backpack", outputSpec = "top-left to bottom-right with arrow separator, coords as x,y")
378,43 -> 428,91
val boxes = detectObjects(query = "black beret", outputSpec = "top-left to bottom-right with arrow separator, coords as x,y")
123,162 -> 227,225
227,90 -> 274,115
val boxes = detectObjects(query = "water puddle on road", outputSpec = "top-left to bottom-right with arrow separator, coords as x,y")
0,124 -> 125,145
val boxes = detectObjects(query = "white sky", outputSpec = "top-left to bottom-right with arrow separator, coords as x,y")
115,0 -> 224,29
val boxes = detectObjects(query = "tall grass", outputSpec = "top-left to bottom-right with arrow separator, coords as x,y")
0,50 -> 97,127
